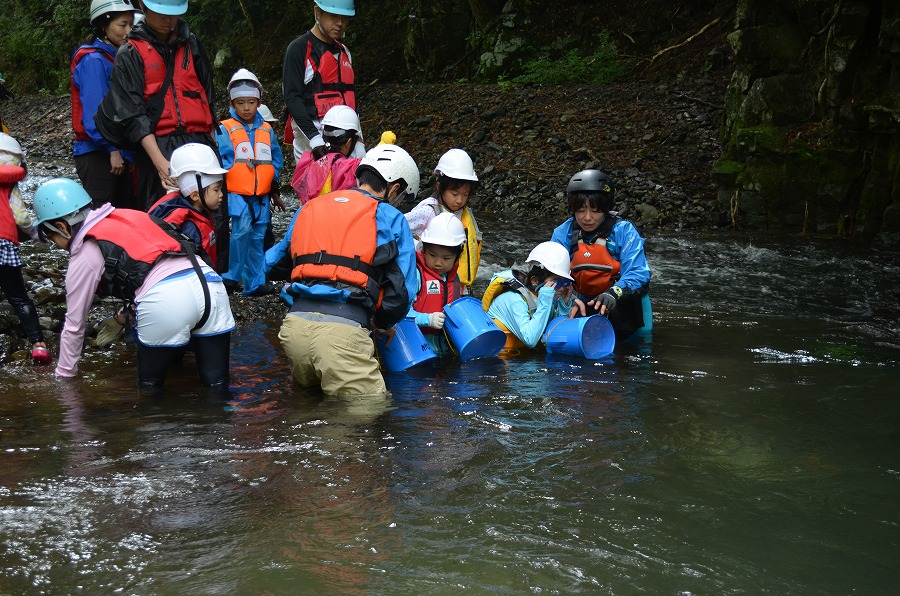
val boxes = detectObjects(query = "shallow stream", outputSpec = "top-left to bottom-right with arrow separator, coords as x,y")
2,182 -> 899,592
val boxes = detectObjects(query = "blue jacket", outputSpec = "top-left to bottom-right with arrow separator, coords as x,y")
215,107 -> 284,221
71,39 -> 132,160
550,216 -> 651,294
280,188 -> 418,330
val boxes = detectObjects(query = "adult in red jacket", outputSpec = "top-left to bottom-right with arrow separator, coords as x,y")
97,0 -> 216,212
282,0 -> 364,162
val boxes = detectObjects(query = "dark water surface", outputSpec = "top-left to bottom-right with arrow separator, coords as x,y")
2,228 -> 899,593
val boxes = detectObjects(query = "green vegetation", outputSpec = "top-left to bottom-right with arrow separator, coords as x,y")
512,32 -> 631,85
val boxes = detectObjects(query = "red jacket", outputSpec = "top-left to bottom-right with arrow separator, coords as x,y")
148,191 -> 217,265
0,165 -> 27,244
69,45 -> 115,142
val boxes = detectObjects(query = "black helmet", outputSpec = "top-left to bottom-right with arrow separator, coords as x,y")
566,169 -> 615,195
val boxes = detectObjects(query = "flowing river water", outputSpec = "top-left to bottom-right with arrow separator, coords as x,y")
1,177 -> 899,592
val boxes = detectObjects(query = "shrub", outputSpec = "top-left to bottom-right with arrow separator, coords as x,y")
513,32 -> 631,85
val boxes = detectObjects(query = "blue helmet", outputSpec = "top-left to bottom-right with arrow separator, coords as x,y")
141,0 -> 187,16
33,178 -> 92,226
315,0 -> 355,16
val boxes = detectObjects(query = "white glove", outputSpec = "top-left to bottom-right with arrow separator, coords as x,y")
428,312 -> 446,329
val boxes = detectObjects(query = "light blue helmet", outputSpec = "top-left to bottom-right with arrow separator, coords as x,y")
141,0 -> 188,16
315,0 -> 355,16
33,178 -> 92,226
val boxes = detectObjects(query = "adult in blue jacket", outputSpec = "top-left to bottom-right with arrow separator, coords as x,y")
70,0 -> 137,208
278,144 -> 419,396
551,170 -> 652,340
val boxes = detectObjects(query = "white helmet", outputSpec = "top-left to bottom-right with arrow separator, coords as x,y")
90,0 -> 135,23
526,241 -> 574,280
169,143 -> 228,195
0,132 -> 24,158
420,212 -> 466,247
258,104 -> 278,123
322,105 -> 360,138
357,144 -> 420,198
434,148 -> 478,182
227,68 -> 262,99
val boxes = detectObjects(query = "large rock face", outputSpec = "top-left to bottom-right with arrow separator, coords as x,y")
715,0 -> 900,244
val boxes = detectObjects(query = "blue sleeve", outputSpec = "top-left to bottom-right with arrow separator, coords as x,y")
406,267 -> 431,326
215,123 -> 235,169
264,207 -> 301,273
550,218 -> 575,255
270,126 -> 284,180
73,54 -> 115,152
373,203 -> 417,329
609,220 -> 651,291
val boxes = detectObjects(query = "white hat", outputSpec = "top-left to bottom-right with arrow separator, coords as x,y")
258,104 -> 278,122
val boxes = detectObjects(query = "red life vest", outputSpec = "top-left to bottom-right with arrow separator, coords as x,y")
570,217 -> 621,296
290,189 -> 382,308
220,118 -> 276,196
413,251 -> 461,335
305,39 -> 356,119
0,165 -> 27,244
148,191 -> 217,265
571,240 -> 621,296
84,208 -> 184,300
70,45 -> 115,142
129,37 -> 212,136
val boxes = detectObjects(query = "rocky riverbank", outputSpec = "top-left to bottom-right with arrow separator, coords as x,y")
0,61 -> 731,362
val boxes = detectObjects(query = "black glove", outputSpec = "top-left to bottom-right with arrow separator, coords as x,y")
594,286 -> 623,314
311,145 -> 327,161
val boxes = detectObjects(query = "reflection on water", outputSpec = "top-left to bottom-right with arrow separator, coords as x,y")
1,232 -> 900,593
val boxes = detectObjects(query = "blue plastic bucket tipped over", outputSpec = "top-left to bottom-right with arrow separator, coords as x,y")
443,296 -> 507,361
376,318 -> 438,372
542,315 -> 615,359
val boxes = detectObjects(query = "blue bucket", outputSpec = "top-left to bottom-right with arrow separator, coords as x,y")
375,318 -> 438,372
443,296 -> 507,361
542,315 -> 615,359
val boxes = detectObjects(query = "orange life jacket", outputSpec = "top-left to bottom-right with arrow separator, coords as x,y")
220,118 -> 276,196
129,37 -> 212,136
290,189 -> 383,307
570,217 -> 620,296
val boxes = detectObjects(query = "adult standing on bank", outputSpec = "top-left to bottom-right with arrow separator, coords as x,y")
282,0 -> 364,162
71,0 -> 138,209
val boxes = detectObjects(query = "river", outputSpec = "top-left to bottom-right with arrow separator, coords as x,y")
2,197 -> 899,592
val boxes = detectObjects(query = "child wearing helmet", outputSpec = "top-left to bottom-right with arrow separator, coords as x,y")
406,148 -> 483,289
148,143 -> 227,268
482,241 -> 574,356
406,212 -> 466,356
71,0 -> 137,209
550,169 -> 652,340
214,68 -> 284,296
0,133 -> 51,364
33,177 -> 235,390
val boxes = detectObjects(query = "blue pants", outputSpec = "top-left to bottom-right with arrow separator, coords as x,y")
222,196 -> 268,294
